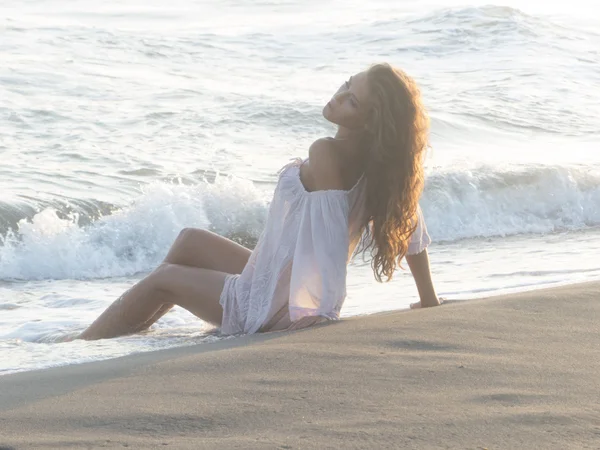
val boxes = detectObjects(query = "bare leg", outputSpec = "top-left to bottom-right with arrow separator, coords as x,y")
163,228 -> 251,272
130,303 -> 175,334
79,264 -> 229,340
79,229 -> 251,340
132,228 -> 252,329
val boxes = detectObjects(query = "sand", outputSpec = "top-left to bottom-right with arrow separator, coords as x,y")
1,282 -> 599,449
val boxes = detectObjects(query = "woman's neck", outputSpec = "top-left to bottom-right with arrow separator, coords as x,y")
333,126 -> 367,161
334,125 -> 362,140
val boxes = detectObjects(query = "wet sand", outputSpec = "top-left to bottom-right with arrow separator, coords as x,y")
1,282 -> 599,449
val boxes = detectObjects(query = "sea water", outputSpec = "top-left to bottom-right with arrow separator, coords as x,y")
1,0 -> 599,374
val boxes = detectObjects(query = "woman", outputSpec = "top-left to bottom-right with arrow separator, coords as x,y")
80,63 -> 441,340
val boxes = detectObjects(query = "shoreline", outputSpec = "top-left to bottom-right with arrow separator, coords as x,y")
4,277 -> 600,378
1,280 -> 599,448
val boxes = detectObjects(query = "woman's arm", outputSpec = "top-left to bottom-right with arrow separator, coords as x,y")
406,248 -> 441,308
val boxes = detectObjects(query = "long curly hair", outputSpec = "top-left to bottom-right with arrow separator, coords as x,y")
357,63 -> 429,282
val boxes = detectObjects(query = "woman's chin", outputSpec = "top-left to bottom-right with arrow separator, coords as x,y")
322,105 -> 335,123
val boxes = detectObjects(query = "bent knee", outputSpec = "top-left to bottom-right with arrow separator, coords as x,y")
176,227 -> 211,243
177,227 -> 201,240
152,263 -> 180,295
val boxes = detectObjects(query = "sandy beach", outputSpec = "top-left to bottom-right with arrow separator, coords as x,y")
1,282 -> 599,449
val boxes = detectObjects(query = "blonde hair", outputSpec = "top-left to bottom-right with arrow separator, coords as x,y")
357,63 -> 429,282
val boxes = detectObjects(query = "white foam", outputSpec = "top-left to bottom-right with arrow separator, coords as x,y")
0,176 -> 269,281
422,164 -> 600,241
1,163 -> 600,281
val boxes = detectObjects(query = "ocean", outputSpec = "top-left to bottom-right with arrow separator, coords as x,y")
1,0 -> 598,375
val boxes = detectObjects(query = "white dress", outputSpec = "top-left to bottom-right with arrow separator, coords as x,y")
218,158 -> 431,335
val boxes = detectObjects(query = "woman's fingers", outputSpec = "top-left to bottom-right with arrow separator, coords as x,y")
410,298 -> 444,309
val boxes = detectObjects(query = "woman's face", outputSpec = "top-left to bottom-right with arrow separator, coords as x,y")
322,70 -> 370,129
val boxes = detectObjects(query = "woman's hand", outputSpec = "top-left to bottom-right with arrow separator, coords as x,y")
285,315 -> 330,331
410,297 -> 444,309
406,250 -> 442,310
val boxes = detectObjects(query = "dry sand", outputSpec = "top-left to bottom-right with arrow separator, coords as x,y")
1,282 -> 599,449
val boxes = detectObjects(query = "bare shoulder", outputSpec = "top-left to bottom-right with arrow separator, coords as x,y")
303,138 -> 345,191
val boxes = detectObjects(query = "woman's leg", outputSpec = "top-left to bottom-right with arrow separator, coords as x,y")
79,229 -> 252,340
79,264 -> 229,340
163,228 -> 251,272
129,228 -> 252,331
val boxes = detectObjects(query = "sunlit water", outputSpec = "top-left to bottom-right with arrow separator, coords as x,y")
1,0 -> 599,374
